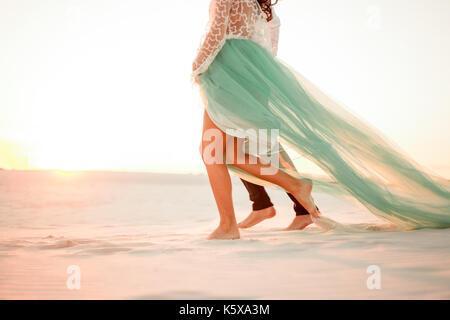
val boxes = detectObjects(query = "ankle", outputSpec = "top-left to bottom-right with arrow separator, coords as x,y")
219,218 -> 237,229
296,214 -> 312,221
254,206 -> 276,217
290,179 -> 312,194
287,181 -> 302,194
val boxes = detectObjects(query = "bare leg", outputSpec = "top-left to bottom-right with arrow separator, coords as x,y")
201,111 -> 319,240
201,112 -> 240,240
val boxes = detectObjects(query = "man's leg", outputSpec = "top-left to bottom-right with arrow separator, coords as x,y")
286,193 -> 309,216
238,180 -> 318,230
237,179 -> 276,228
284,193 -> 316,231
241,179 -> 274,211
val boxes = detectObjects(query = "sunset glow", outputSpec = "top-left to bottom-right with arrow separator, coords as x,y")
1,0 -> 449,176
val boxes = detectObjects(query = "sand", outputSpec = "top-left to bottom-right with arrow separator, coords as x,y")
0,170 -> 449,299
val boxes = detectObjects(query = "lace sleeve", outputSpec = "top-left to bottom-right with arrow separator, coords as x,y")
268,10 -> 281,56
192,0 -> 232,77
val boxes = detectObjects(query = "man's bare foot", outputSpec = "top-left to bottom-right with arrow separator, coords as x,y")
207,223 -> 240,240
238,206 -> 276,229
284,215 -> 313,231
291,180 -> 320,218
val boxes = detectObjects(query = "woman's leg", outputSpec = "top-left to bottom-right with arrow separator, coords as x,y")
201,111 -> 240,240
202,111 -> 319,224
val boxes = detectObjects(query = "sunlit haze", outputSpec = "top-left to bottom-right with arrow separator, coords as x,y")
1,0 -> 449,176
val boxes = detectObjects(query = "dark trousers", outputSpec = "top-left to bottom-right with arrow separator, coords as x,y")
240,179 -> 310,216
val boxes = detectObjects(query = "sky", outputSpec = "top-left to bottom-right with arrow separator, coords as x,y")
1,0 -> 449,176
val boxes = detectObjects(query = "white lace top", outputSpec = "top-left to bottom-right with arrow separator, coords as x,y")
192,0 -> 280,78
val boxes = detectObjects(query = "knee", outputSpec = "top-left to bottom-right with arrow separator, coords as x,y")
224,137 -> 246,165
199,141 -> 210,165
199,141 -> 209,165
200,129 -> 226,165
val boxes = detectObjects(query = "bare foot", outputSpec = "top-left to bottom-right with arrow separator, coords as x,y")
284,215 -> 313,231
207,223 -> 240,240
291,180 -> 320,218
238,206 -> 276,229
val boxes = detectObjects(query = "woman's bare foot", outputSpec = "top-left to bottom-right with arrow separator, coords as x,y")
207,223 -> 240,240
290,180 -> 320,218
238,207 -> 276,229
284,215 -> 313,231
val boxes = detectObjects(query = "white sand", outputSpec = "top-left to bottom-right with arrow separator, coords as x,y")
0,170 -> 449,299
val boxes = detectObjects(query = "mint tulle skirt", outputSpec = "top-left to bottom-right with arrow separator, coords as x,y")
198,39 -> 450,229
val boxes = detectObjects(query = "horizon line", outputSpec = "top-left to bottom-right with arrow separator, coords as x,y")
0,168 -> 206,175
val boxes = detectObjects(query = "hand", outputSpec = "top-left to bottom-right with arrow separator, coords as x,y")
193,74 -> 200,85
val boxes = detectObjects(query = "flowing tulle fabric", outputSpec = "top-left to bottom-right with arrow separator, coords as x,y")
198,39 -> 450,230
